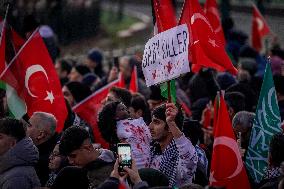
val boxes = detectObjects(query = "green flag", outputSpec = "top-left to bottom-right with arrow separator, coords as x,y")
160,80 -> 176,104
0,80 -> 26,119
245,63 -> 282,183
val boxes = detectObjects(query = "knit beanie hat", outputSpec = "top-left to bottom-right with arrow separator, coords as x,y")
88,49 -> 103,65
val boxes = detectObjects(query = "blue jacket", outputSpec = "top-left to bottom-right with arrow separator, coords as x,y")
0,137 -> 41,189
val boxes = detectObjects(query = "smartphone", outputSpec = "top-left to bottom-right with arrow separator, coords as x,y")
117,143 -> 132,173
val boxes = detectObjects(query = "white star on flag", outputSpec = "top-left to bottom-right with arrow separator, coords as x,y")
44,91 -> 55,104
208,38 -> 219,47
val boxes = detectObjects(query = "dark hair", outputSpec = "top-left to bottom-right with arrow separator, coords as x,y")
226,83 -> 257,112
224,92 -> 246,114
87,49 -> 104,77
59,59 -> 72,75
65,81 -> 92,103
152,104 -> 184,130
59,127 -> 89,156
0,118 -> 26,142
274,75 -> 284,96
51,166 -> 89,189
183,119 -> 204,146
269,133 -> 284,167
149,85 -> 167,101
131,93 -> 151,124
63,98 -> 75,131
98,101 -> 120,144
238,59 -> 258,76
188,69 -> 220,104
138,168 -> 169,187
74,65 -> 91,76
109,87 -> 132,108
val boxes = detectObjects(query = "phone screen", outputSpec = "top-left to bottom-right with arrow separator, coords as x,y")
117,143 -> 131,172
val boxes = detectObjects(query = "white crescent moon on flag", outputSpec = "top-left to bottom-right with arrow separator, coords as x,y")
25,65 -> 49,98
211,136 -> 243,180
208,7 -> 222,33
191,13 -> 214,32
256,17 -> 264,31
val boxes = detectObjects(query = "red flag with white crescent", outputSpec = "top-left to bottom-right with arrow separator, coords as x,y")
179,0 -> 237,75
204,0 -> 226,46
210,94 -> 250,189
251,4 -> 270,52
0,31 -> 67,132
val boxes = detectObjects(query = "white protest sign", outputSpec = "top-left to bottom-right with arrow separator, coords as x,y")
142,24 -> 190,87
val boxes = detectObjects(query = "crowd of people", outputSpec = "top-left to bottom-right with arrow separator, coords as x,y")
1,2 -> 284,189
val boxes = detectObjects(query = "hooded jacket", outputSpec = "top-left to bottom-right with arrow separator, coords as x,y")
0,137 -> 41,189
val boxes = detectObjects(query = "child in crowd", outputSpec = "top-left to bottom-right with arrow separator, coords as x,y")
98,101 -> 151,169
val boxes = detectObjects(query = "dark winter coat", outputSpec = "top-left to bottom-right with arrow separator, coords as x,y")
0,137 -> 41,189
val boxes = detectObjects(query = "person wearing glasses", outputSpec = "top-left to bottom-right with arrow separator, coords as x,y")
45,143 -> 69,187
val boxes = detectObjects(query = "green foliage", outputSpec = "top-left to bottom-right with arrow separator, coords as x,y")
101,10 -> 139,36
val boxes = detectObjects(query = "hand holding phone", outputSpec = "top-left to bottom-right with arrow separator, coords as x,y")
117,143 -> 132,173
111,157 -> 142,184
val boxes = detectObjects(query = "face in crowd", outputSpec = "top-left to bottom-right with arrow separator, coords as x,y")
66,139 -> 94,167
148,115 -> 169,142
115,103 -> 130,121
49,144 -> 65,171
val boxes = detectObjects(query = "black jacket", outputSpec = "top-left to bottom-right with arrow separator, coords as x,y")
35,133 -> 59,186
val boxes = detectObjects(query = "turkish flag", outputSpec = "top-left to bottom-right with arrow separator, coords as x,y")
73,79 -> 122,149
210,94 -> 250,189
204,0 -> 226,46
252,4 -> 270,52
179,0 -> 237,75
129,66 -> 138,93
0,31 -> 67,132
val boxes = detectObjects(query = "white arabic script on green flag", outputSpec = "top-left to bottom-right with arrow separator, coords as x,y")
245,63 -> 282,183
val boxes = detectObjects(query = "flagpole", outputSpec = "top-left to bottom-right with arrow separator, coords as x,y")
0,27 -> 39,79
167,80 -> 171,103
0,4 -> 10,48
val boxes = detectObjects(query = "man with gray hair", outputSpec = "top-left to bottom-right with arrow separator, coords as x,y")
232,111 -> 255,153
27,111 -> 59,186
